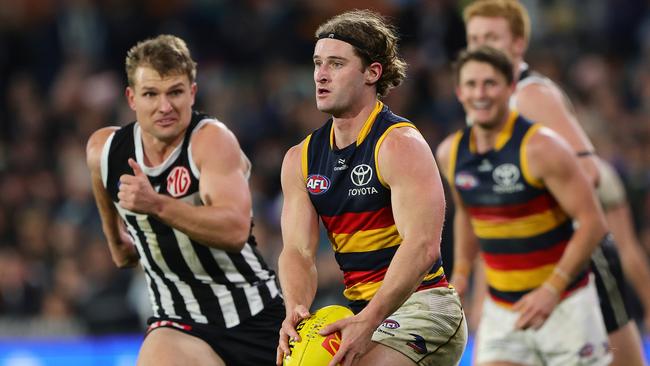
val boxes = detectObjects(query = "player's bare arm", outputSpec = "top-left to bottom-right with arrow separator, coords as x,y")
276,142 -> 321,365
436,133 -> 481,297
515,83 -> 600,185
513,126 -> 607,329
118,122 -> 253,252
86,127 -> 139,268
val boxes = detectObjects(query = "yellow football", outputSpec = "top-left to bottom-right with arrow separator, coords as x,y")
283,305 -> 354,366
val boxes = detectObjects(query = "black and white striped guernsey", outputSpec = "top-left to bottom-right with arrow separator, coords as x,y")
100,111 -> 280,328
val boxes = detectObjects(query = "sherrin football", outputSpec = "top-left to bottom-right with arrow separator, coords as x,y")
284,305 -> 354,366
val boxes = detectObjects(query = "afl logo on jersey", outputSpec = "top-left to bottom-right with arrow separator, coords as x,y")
455,171 -> 478,190
167,166 -> 191,197
306,175 -> 331,194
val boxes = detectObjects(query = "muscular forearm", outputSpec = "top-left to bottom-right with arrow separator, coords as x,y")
452,210 -> 480,279
154,195 -> 251,252
360,239 -> 437,326
101,222 -> 139,268
278,248 -> 318,313
550,219 -> 606,290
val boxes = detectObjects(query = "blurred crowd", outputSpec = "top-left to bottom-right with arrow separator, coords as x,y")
0,0 -> 648,337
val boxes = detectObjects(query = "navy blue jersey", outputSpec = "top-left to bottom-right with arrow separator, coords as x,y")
303,101 -> 448,313
448,111 -> 587,305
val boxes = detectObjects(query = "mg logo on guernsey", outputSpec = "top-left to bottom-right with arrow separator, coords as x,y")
167,166 -> 191,197
306,175 -> 331,194
349,164 -> 378,196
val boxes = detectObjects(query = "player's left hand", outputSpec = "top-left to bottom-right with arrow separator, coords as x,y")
512,284 -> 560,330
319,314 -> 375,366
118,158 -> 160,214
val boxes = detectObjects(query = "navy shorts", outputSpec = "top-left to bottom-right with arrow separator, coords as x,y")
146,296 -> 285,366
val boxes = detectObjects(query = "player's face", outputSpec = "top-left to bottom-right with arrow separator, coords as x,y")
466,16 -> 521,61
456,60 -> 514,129
313,38 -> 368,117
126,66 -> 196,145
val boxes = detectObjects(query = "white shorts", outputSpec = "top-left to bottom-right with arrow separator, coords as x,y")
372,287 -> 467,366
475,278 -> 611,366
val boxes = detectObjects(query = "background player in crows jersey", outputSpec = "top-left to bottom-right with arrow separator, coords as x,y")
454,1 -> 650,364
437,45 -> 611,366
276,10 -> 466,366
86,34 -> 283,366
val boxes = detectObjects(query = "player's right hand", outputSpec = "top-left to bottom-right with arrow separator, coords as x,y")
276,304 -> 310,365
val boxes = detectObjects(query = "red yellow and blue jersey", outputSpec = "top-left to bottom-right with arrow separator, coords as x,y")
303,101 -> 449,313
448,111 -> 588,306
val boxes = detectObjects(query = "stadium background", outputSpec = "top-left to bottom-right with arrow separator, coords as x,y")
0,0 -> 648,364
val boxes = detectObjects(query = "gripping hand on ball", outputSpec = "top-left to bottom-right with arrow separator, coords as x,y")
319,314 -> 374,366
276,304 -> 310,365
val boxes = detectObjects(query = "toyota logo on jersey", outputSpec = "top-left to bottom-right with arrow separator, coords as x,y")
167,166 -> 191,197
350,164 -> 373,186
306,174 -> 331,194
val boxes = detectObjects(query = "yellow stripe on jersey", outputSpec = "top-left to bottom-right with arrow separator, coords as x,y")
426,266 -> 445,282
343,267 -> 445,301
301,134 -> 312,182
356,101 -> 384,147
495,110 -> 518,150
520,123 -> 544,188
344,280 -> 382,301
374,122 -> 418,188
485,263 -> 555,292
471,206 -> 569,239
329,225 -> 401,253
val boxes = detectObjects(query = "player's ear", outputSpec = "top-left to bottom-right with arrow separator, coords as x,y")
190,82 -> 197,107
512,36 -> 527,59
365,61 -> 382,85
125,87 -> 136,111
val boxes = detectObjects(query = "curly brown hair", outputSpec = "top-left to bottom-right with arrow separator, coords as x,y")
315,9 -> 407,98
125,34 -> 197,87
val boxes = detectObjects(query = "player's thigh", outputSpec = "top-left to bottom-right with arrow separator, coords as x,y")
607,321 -> 646,366
371,287 -> 466,366
137,327 -> 225,366
357,342 -> 414,366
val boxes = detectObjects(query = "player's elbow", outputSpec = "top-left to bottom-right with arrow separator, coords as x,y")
221,218 -> 251,252
111,253 -> 139,269
419,238 -> 441,268
581,212 -> 608,249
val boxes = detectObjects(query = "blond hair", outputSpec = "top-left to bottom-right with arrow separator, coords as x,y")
125,34 -> 197,87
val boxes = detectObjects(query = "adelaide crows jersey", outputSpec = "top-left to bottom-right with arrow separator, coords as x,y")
448,111 -> 588,306
303,101 -> 448,313
100,111 -> 280,328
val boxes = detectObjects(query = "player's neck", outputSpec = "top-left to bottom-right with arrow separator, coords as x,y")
471,115 -> 509,153
331,96 -> 378,149
140,131 -> 185,167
